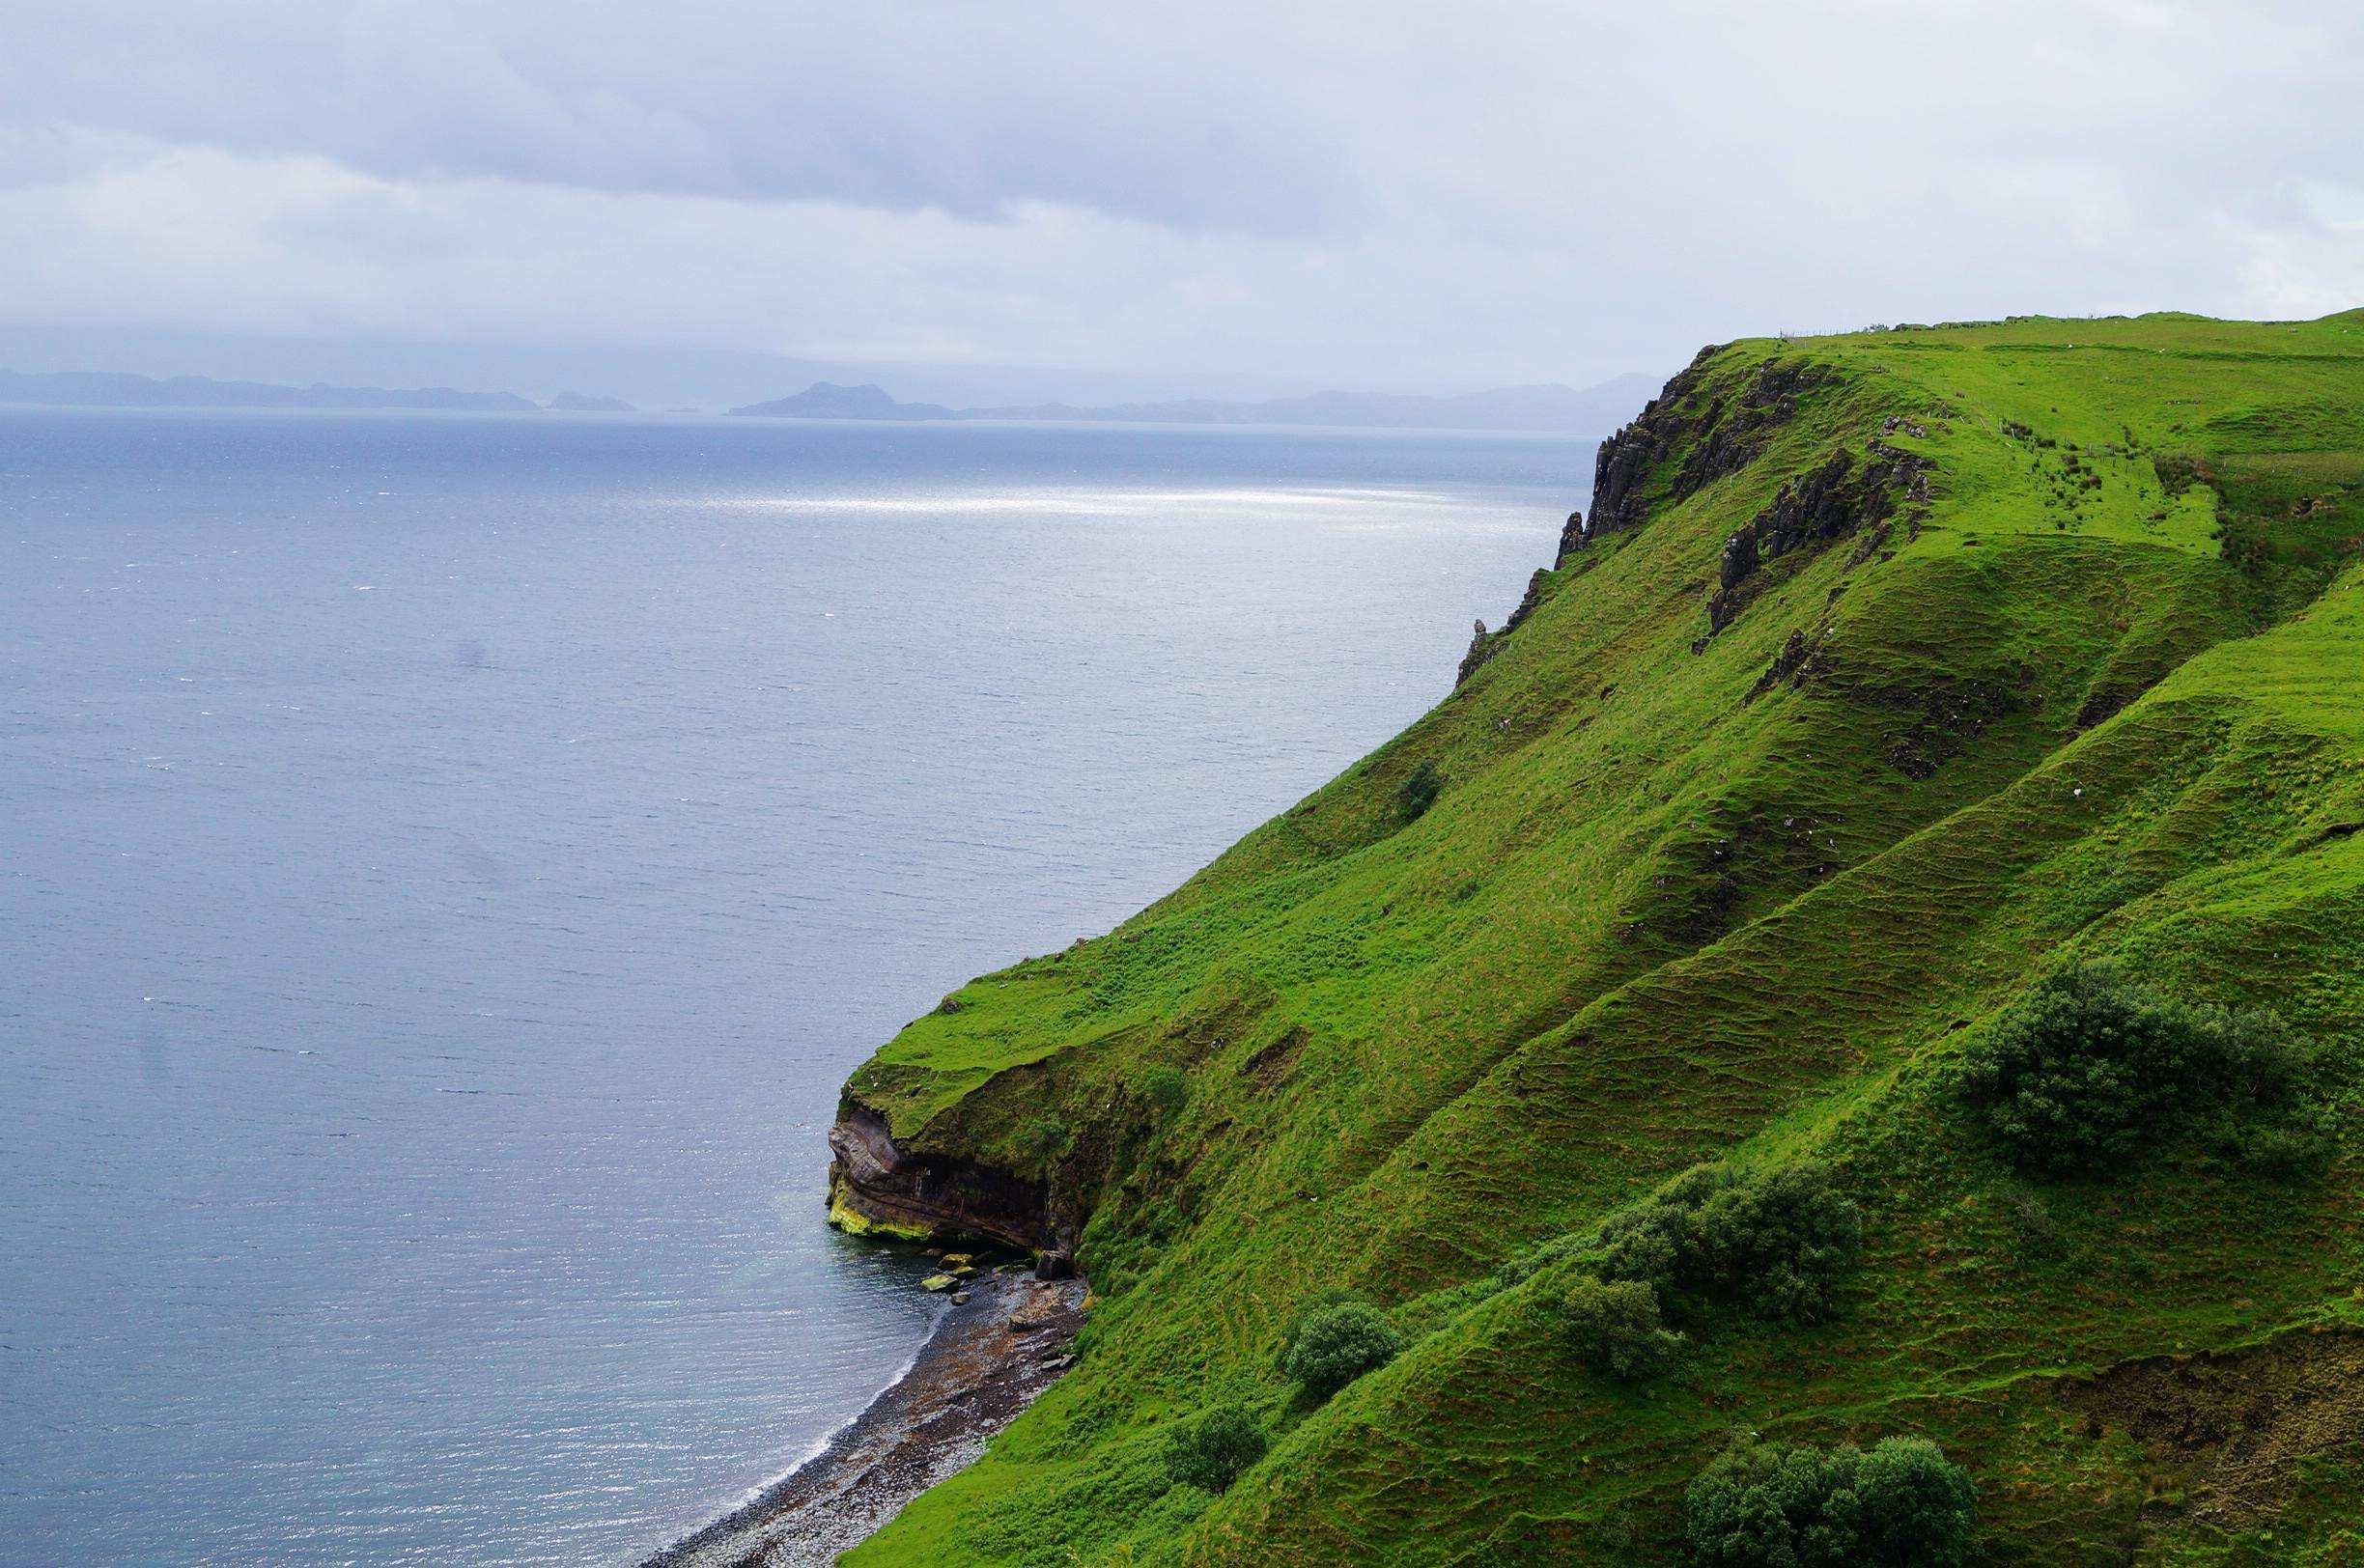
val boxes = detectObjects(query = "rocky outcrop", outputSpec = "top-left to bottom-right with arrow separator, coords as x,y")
1576,353 -> 1827,548
1582,353 -> 1712,540
1747,628 -> 1819,701
1552,509 -> 1588,570
828,1103 -> 1071,1268
1456,565 -> 1559,686
1463,356 -> 1829,683
1672,358 -> 1830,497
1706,441 -> 1932,632
1456,619 -> 1497,686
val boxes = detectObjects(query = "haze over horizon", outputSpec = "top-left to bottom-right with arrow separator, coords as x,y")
4,1 -> 2361,405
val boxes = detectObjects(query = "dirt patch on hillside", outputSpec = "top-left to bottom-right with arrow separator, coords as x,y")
2062,1328 -> 2364,1528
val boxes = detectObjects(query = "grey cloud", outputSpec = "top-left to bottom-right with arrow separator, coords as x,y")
1,1 -> 2360,390
7,1 -> 1368,234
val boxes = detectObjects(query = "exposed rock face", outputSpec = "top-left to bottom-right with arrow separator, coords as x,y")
1455,619 -> 1495,686
828,1103 -> 1061,1261
1579,353 -> 1826,546
1747,629 -> 1818,701
1464,357 -> 1829,683
1584,357 -> 1709,540
1466,356 -> 1829,683
1552,510 -> 1588,570
1501,568 -> 1550,632
1672,358 -> 1829,497
1707,442 -> 1932,632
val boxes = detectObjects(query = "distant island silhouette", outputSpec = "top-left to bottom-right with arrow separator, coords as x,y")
0,368 -> 634,414
728,374 -> 1655,434
0,365 -> 1651,434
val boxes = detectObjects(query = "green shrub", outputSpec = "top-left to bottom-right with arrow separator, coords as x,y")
1598,1162 -> 1862,1324
2232,1116 -> 2336,1179
1394,760 -> 1445,821
1280,1301 -> 1404,1396
1685,1435 -> 1977,1566
1958,963 -> 2317,1174
1164,1402 -> 1266,1494
1561,1276 -> 1683,1379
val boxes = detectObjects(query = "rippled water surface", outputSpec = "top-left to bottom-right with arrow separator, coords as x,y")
0,407 -> 1579,1563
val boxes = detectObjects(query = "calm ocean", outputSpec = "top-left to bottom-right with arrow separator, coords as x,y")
0,406 -> 1579,1563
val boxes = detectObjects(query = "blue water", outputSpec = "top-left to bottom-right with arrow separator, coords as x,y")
0,407 -> 1579,1563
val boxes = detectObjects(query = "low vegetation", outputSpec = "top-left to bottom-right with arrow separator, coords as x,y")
1139,1066 -> 1188,1120
1560,1275 -> 1683,1380
1393,759 -> 1445,821
1597,1161 -> 1863,1324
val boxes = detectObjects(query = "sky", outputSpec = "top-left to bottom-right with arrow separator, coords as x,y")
3,0 -> 2361,403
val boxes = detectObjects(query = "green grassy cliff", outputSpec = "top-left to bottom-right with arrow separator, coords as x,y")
830,311 -> 2364,1564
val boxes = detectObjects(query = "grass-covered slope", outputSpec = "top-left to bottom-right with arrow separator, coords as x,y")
834,311 -> 2364,1564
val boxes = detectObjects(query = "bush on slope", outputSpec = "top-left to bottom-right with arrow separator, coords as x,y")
1595,1161 -> 1863,1325
1684,1436 -> 1978,1568
1957,960 -> 2322,1174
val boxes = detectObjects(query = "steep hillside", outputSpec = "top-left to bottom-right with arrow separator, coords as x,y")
828,311 -> 2364,1564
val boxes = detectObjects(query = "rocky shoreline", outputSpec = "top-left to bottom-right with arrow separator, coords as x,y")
643,1265 -> 1085,1568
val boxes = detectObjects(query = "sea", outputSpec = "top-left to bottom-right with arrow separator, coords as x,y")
0,406 -> 1582,1563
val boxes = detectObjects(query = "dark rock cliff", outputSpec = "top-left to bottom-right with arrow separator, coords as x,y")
1578,352 -> 1826,547
1459,352 -> 1834,686
827,1103 -> 1076,1273
1706,440 -> 1931,632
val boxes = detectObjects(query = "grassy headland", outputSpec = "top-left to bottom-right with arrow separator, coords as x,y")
829,310 -> 2364,1563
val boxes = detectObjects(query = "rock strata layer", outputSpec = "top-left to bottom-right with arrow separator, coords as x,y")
828,1103 -> 1069,1268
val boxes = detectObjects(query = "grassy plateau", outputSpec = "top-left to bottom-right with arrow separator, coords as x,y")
832,311 -> 2364,1564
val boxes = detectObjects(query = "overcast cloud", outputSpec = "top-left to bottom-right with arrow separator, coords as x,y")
3,0 -> 2360,394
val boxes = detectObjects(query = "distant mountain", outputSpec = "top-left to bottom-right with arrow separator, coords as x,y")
966,375 -> 1659,433
728,382 -> 957,420
545,390 -> 637,412
1,364 -> 1655,432
727,374 -> 1657,433
0,368 -> 538,412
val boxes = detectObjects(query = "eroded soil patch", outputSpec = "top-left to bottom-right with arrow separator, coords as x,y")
2062,1328 -> 2364,1530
